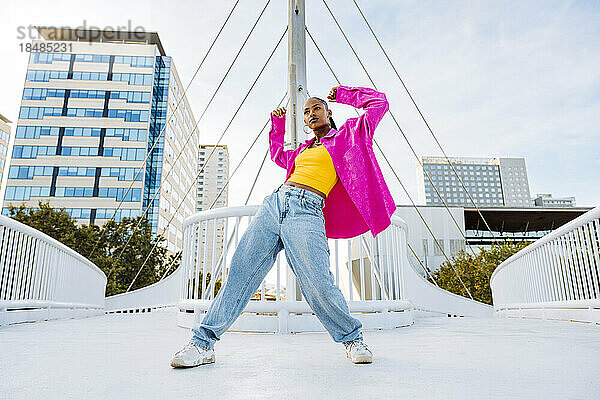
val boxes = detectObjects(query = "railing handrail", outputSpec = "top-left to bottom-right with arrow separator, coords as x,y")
183,205 -> 261,227
106,265 -> 180,300
490,205 -> 600,283
0,214 -> 106,283
390,214 -> 409,233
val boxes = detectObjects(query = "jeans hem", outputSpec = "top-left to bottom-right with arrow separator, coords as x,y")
190,335 -> 213,351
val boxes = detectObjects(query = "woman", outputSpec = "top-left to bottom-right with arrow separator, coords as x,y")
171,85 -> 396,368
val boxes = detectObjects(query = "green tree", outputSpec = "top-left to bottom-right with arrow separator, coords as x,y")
7,202 -> 83,250
432,241 -> 532,305
185,271 -> 222,299
6,202 -> 180,296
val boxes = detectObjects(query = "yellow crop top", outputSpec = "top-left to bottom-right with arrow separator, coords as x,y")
287,145 -> 339,196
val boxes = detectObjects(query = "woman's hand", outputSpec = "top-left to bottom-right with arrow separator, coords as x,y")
327,86 -> 339,102
272,107 -> 286,118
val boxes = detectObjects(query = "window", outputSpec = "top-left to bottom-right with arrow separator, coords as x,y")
22,88 -> 66,100
103,148 -> 145,161
72,71 -> 109,81
112,73 -> 153,86
69,89 -> 105,99
433,240 -> 445,256
101,167 -> 143,181
8,165 -> 53,179
12,145 -> 56,158
15,125 -> 60,139
97,187 -> 142,202
110,91 -> 151,104
30,52 -> 71,63
54,187 -> 94,197
64,127 -> 102,137
107,109 -> 149,122
26,69 -> 68,82
74,54 -> 110,63
62,147 -> 99,156
105,128 -> 146,141
19,106 -> 62,119
4,186 -> 51,200
114,55 -> 154,68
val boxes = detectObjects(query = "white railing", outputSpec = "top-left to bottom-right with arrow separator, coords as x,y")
0,215 -> 106,327
105,266 -> 182,313
491,205 -> 600,324
397,214 -> 493,319
178,206 -> 492,332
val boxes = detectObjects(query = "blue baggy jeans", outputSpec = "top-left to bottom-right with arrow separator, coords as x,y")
191,184 -> 363,349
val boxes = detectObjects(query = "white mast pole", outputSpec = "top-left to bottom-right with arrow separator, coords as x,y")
287,0 -> 308,303
287,0 -> 307,149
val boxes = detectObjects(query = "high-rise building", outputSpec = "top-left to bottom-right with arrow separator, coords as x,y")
196,145 -> 229,212
2,28 -> 199,252
196,145 -> 229,273
533,193 -> 576,207
0,114 -> 11,205
417,157 -> 531,208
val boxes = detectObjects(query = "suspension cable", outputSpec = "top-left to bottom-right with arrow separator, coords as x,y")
104,0 -> 274,279
126,27 -> 287,292
245,148 -> 269,206
210,96 -> 290,210
351,0 -> 499,244
311,5 -> 491,276
158,93 -> 289,281
310,9 -> 475,256
406,242 -> 439,287
306,26 -> 473,298
87,0 -> 243,260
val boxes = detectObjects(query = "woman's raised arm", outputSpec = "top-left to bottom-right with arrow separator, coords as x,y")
269,107 -> 292,169
332,86 -> 389,141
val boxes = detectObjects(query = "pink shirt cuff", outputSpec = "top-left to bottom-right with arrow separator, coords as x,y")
271,114 -> 286,132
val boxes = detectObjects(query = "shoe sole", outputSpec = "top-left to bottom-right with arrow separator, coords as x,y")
346,352 -> 373,364
170,354 -> 215,368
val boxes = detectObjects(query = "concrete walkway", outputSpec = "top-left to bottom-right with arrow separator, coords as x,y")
1,308 -> 598,399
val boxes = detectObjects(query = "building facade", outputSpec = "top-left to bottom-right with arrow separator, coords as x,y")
196,145 -> 229,212
417,157 -> 531,208
2,28 -> 199,252
195,145 -> 229,274
533,193 -> 576,207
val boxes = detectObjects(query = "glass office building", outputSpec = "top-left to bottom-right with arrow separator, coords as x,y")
2,28 -> 199,252
417,157 -> 532,208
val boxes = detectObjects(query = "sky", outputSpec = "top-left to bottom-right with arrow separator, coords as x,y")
1,0 -> 599,207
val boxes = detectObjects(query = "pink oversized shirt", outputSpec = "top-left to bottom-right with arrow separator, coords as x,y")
269,85 -> 396,239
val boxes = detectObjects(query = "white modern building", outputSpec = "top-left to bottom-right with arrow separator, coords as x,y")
195,145 -> 229,280
196,145 -> 229,212
393,205 -> 466,272
533,193 -> 576,207
2,28 -> 199,252
417,156 -> 531,208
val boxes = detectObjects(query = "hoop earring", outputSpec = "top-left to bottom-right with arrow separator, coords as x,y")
303,124 -> 312,134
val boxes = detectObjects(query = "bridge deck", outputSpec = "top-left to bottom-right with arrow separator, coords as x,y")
1,308 -> 598,399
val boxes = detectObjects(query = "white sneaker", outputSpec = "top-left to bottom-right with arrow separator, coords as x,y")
344,339 -> 373,364
170,342 -> 215,368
